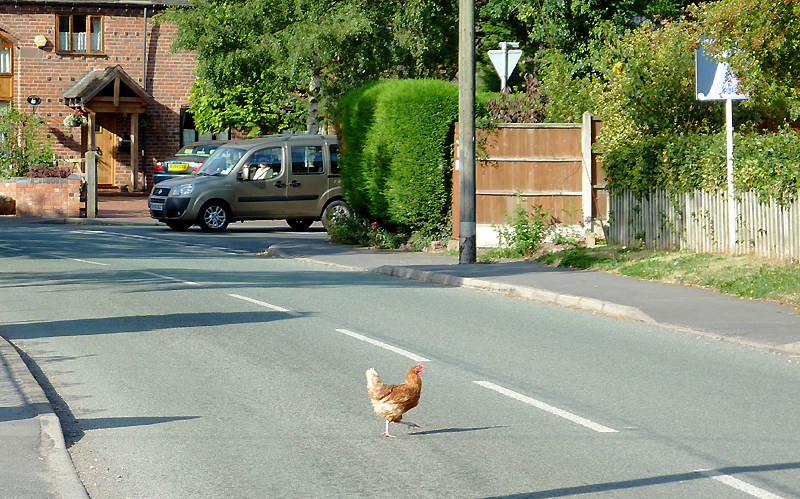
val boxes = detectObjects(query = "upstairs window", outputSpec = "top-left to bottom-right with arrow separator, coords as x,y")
57,15 -> 103,53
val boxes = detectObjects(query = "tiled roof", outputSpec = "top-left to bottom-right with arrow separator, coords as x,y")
63,64 -> 155,107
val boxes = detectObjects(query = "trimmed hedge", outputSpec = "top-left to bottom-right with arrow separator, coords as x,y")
603,127 -> 800,205
334,79 -> 459,234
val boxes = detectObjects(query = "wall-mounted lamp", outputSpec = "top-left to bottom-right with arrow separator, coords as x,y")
33,35 -> 48,48
27,95 -> 41,114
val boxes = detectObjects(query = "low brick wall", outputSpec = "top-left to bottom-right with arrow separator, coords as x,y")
0,175 -> 82,218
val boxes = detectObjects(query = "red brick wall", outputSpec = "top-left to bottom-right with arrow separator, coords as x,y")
0,5 -> 196,189
0,177 -> 82,217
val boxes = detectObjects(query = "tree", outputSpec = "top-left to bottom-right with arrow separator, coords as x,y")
160,0 -> 459,135
692,0 -> 800,121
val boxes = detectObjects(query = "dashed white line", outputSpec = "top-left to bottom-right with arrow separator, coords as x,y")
141,271 -> 199,286
696,469 -> 786,499
228,293 -> 301,316
335,328 -> 431,362
474,380 -> 618,433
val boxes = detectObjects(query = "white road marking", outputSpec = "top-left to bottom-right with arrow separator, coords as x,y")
473,380 -> 618,433
141,271 -> 199,286
46,254 -> 110,266
0,244 -> 22,251
228,293 -> 301,316
335,328 -> 431,362
696,469 -> 786,499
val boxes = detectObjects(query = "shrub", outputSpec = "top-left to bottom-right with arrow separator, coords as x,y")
0,108 -> 59,178
491,194 -> 550,258
26,164 -> 73,178
334,79 -> 459,236
326,212 -> 400,249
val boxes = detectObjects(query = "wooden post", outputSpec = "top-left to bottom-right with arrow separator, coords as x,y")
131,113 -> 140,191
86,112 -> 97,218
458,0 -> 476,264
86,150 -> 97,218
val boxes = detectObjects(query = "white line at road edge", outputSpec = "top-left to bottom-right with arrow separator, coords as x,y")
335,329 -> 431,362
141,271 -> 199,286
474,380 -> 618,433
229,294 -> 301,316
696,469 -> 786,499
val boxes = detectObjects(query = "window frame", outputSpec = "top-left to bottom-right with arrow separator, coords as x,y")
55,14 -> 104,54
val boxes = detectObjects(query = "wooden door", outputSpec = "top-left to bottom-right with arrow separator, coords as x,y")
95,114 -> 116,186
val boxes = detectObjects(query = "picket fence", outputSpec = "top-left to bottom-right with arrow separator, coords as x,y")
609,189 -> 800,260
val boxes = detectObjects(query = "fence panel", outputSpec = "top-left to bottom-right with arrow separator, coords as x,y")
610,189 -> 800,259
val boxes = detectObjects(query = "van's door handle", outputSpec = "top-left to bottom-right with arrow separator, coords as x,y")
289,180 -> 301,187
275,181 -> 286,188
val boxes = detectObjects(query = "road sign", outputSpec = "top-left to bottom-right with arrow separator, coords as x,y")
488,43 -> 522,91
696,43 -> 748,101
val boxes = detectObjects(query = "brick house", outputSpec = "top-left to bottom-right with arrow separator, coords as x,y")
0,0 -> 229,190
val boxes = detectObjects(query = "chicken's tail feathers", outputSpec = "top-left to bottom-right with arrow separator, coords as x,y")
366,368 -> 383,395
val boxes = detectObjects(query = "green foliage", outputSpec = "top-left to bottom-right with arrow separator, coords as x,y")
692,0 -> 800,120
335,79 -> 458,235
326,213 -> 400,249
539,49 -> 596,123
0,109 -> 59,178
491,194 -> 550,258
484,74 -> 547,124
603,127 -> 800,205
733,127 -> 800,204
595,20 -> 723,152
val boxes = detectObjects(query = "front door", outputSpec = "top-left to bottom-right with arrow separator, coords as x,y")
95,114 -> 116,186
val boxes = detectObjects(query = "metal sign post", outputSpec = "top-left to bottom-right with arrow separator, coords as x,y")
696,41 -> 749,253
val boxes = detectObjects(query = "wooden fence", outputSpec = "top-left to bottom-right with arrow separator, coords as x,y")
610,189 -> 800,259
452,112 -> 607,246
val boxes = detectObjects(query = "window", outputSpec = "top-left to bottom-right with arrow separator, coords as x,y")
329,144 -> 339,174
291,145 -> 324,174
180,108 -> 230,146
0,36 -> 10,74
0,36 -> 11,106
57,15 -> 102,53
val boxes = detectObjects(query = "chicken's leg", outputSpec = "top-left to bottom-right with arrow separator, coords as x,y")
383,419 -> 420,437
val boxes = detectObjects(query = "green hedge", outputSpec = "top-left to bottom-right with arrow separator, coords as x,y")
334,79 -> 460,234
604,127 -> 800,204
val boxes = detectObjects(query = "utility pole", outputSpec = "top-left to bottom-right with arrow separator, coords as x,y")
458,0 -> 476,264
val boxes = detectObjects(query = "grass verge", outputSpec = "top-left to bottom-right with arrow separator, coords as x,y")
535,246 -> 800,310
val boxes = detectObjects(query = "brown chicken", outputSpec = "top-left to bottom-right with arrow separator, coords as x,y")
366,362 -> 424,437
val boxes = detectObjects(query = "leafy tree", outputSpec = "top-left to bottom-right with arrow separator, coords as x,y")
692,0 -> 800,121
161,0 -> 459,135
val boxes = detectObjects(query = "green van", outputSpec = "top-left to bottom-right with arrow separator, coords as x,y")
148,134 -> 350,232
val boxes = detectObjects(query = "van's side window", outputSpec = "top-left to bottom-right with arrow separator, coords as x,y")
329,144 -> 339,175
291,146 -> 324,174
244,147 -> 282,181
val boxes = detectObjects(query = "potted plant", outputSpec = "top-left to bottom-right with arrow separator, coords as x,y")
63,109 -> 88,128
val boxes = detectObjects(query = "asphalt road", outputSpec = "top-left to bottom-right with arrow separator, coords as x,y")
1,222 -> 799,498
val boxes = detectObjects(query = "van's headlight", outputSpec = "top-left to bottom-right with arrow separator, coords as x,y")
173,184 -> 195,196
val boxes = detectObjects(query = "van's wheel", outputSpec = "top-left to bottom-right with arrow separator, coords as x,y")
165,221 -> 192,231
198,201 -> 231,232
286,219 -> 314,231
321,200 -> 352,231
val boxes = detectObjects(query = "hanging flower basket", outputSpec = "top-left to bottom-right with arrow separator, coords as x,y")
64,111 -> 88,128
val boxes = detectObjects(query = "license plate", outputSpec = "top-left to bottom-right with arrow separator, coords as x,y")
149,201 -> 164,211
167,163 -> 189,172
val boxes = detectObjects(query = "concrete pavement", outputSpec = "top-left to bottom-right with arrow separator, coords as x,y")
2,191 -> 799,498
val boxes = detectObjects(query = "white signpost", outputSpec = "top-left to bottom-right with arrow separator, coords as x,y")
488,42 -> 522,92
696,41 -> 749,252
